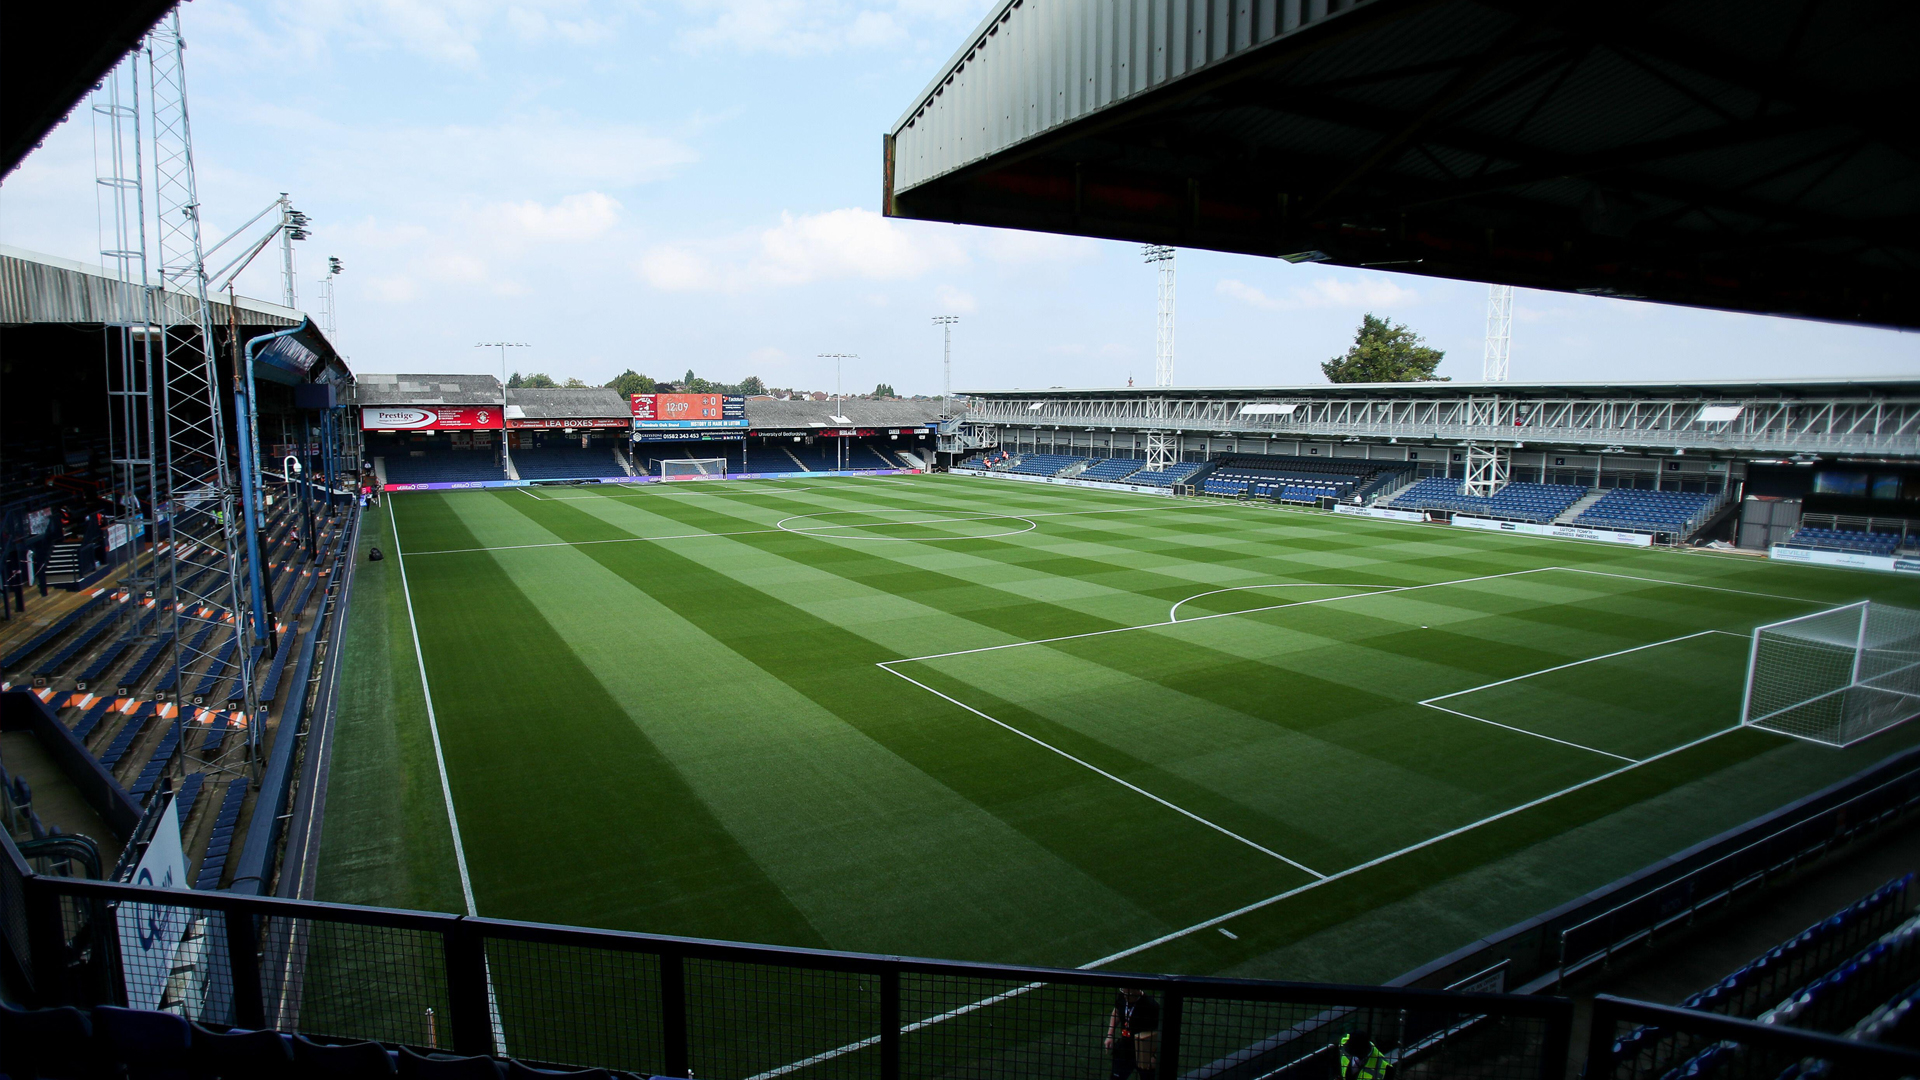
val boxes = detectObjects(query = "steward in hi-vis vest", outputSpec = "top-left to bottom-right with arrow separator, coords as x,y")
1338,1031 -> 1391,1080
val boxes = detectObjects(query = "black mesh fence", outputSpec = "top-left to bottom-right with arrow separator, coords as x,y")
22,874 -> 1588,1080
1588,995 -> 1920,1080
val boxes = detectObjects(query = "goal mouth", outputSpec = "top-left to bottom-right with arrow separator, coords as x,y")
1742,600 -> 1920,747
655,457 -> 730,480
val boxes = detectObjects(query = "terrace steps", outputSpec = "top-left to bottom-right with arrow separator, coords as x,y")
1555,490 -> 1608,524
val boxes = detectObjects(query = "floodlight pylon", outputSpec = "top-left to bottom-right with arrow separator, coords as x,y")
1483,284 -> 1512,382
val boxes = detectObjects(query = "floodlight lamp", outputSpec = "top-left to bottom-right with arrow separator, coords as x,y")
1281,250 -> 1331,264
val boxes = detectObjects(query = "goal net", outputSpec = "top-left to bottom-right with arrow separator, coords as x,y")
1742,601 -> 1920,746
657,458 -> 728,479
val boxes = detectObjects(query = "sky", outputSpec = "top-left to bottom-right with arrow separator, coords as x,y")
1,0 -> 1914,396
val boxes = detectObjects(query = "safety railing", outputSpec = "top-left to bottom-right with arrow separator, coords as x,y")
15,872 -> 1573,1080
1587,995 -> 1920,1080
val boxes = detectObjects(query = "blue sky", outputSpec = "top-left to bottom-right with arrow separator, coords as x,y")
2,0 -> 1914,395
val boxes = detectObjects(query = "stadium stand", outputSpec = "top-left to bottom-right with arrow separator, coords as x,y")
97,703 -> 155,769
1780,526 -> 1904,557
381,448 -> 505,485
510,446 -> 628,480
1388,477 -> 1589,523
129,720 -> 181,798
1573,488 -> 1718,533
194,776 -> 248,889
1126,460 -> 1208,487
1006,453 -> 1089,477
1609,876 -> 1920,1077
0,592 -> 110,673
1077,457 -> 1147,482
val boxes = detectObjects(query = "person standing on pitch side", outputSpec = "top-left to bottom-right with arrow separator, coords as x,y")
1105,986 -> 1160,1080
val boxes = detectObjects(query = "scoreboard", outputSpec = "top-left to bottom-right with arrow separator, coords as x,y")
630,393 -> 748,429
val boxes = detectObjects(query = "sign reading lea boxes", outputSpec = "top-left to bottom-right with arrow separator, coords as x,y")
361,405 -> 504,431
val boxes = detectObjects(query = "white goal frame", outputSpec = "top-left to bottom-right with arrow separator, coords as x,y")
1741,600 -> 1920,747
656,458 -> 729,480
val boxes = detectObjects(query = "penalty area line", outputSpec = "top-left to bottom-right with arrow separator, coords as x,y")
1080,720 -> 1745,971
876,662 -> 1326,880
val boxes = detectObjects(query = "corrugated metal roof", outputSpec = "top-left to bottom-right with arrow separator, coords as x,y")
355,372 -> 504,406
504,387 -> 630,419
0,244 -> 301,327
961,377 -> 1920,401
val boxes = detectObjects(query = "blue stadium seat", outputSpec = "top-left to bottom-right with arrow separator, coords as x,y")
383,449 -> 506,485
1388,478 -> 1589,524
1572,488 -> 1717,533
1078,458 -> 1148,482
511,447 -> 629,480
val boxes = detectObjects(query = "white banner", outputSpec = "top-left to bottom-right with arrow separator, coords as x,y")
1770,545 -> 1920,575
1451,515 -> 1654,547
1335,504 -> 1427,523
117,798 -> 189,1011
953,468 -> 1174,497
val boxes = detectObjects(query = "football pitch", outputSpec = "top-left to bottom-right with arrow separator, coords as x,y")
316,474 -> 1920,985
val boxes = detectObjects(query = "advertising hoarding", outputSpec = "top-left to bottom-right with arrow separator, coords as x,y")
360,406 -> 503,431
506,417 -> 629,429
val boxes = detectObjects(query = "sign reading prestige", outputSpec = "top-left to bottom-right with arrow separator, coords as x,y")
360,406 -> 503,431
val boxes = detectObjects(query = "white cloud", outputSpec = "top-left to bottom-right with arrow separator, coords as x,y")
194,0 -> 624,69
482,192 -> 623,242
1217,274 -> 1419,311
934,284 -> 976,313
976,228 -> 1101,265
674,0 -> 993,55
637,208 -> 966,292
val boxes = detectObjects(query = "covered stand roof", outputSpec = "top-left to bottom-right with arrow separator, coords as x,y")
0,1 -> 174,177
504,387 -> 631,421
886,0 -> 1920,329
963,377 -> 1920,402
356,373 -> 504,407
745,399 -> 943,428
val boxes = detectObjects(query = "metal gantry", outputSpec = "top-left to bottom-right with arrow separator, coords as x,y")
1141,245 -> 1177,470
963,389 -> 1920,457
93,56 -> 160,611
147,11 -> 260,751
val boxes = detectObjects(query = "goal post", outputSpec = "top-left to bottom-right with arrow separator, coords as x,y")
1742,601 -> 1920,746
656,458 -> 729,480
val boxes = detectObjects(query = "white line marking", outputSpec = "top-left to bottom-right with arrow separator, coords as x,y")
1169,583 -> 1402,623
751,718 -> 1751,1078
776,510 -> 1039,541
1420,703 -> 1637,762
1079,722 -> 1746,970
1423,630 -> 1725,705
386,499 -> 479,917
876,662 -> 1327,879
406,502 -> 1227,556
889,568 -> 1556,665
1548,566 -> 1831,606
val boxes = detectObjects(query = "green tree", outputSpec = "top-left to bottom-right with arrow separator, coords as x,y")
1322,314 -> 1448,383
506,371 -> 523,389
516,372 -> 559,388
738,375 -> 767,396
562,377 -> 588,388
872,383 -> 896,398
605,369 -> 653,398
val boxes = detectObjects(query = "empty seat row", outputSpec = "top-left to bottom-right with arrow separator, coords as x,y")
1127,461 -> 1207,487
130,721 -> 183,798
98,703 -> 156,769
195,776 -> 250,890
0,592 -> 110,671
1573,488 -> 1716,532
512,447 -> 629,480
1005,453 -> 1089,477
1077,458 -> 1148,482
1782,526 -> 1905,556
1388,478 -> 1588,524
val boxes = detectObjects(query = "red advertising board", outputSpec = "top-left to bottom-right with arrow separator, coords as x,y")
506,417 -> 629,429
361,405 -> 504,431
630,393 -> 727,420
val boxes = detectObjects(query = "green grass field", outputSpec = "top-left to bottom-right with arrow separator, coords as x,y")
315,474 -> 1920,985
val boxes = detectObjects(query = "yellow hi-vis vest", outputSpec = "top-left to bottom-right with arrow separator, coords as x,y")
1339,1035 -> 1390,1080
